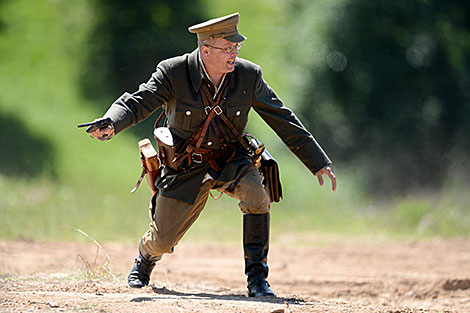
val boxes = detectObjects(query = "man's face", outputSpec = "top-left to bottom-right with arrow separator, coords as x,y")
201,38 -> 241,75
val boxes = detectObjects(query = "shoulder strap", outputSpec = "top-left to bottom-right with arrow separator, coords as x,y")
193,84 -> 229,148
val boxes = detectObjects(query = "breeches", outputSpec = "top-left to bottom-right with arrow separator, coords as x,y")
140,164 -> 270,260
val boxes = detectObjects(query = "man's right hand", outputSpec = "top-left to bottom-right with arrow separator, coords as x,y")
78,117 -> 115,141
89,124 -> 115,141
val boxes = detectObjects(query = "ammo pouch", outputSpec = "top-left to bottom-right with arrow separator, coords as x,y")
245,134 -> 283,203
154,127 -> 182,171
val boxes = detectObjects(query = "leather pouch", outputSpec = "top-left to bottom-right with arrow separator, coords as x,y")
245,134 -> 283,203
154,127 -> 182,171
130,138 -> 160,195
259,149 -> 282,203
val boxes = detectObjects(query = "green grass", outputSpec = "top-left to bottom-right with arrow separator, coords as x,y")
2,158 -> 469,244
4,155 -> 468,243
0,0 -> 469,245
0,175 -> 149,242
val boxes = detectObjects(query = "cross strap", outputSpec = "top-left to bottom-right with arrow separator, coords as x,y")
171,83 -> 254,170
194,84 -> 229,148
199,84 -> 252,152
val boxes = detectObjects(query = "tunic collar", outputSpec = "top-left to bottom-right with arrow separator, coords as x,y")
188,48 -> 231,94
188,49 -> 202,92
198,53 -> 227,95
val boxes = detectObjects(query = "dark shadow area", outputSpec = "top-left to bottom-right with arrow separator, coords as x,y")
80,0 -> 206,139
129,286 -> 308,305
0,111 -> 57,178
0,0 -> 5,31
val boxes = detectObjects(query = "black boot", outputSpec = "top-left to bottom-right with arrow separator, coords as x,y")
127,254 -> 156,288
244,213 -> 276,297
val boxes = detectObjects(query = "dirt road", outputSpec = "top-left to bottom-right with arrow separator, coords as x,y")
1,235 -> 469,312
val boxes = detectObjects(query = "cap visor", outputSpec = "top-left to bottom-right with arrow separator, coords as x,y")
224,33 -> 246,43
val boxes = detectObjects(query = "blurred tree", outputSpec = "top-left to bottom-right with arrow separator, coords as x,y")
81,0 -> 206,138
0,1 -> 4,30
290,0 -> 470,195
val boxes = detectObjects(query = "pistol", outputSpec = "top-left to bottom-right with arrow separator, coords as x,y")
77,117 -> 113,133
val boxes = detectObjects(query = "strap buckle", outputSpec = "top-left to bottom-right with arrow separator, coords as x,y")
191,153 -> 203,163
213,105 -> 223,115
204,105 -> 223,115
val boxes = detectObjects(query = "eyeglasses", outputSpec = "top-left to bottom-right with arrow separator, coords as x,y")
204,42 -> 242,54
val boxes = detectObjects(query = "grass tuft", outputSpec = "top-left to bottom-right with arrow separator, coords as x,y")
63,226 -> 119,282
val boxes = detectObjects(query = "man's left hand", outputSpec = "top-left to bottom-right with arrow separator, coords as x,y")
315,166 -> 336,191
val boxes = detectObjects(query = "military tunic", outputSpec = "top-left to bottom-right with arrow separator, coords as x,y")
104,49 -> 331,204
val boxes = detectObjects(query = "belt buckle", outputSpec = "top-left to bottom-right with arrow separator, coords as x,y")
204,106 -> 212,115
192,153 -> 203,163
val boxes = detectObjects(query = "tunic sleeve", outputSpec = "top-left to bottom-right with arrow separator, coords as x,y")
103,63 -> 174,134
252,66 -> 331,175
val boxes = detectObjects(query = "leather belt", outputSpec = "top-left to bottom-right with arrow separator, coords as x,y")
188,146 -> 227,163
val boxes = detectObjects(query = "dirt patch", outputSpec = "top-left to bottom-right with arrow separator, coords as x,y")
1,236 -> 470,312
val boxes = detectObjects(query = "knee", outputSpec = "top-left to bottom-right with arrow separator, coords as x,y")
239,187 -> 271,214
234,168 -> 271,214
140,229 -> 177,257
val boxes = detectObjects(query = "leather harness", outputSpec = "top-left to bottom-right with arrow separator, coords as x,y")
131,79 -> 255,194
171,81 -> 252,171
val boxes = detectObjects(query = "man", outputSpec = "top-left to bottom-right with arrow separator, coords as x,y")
87,13 -> 336,297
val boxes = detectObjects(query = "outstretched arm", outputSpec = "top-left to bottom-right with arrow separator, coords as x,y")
252,65 -> 333,181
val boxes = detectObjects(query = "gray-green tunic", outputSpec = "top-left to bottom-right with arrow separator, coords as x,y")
104,49 -> 331,203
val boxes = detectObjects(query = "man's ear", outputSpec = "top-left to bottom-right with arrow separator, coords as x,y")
201,46 -> 210,57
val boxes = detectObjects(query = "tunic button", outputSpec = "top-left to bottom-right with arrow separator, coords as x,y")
185,110 -> 191,116
236,110 -> 241,116
207,141 -> 213,146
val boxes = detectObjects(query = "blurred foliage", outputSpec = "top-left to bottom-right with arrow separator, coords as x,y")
81,0 -> 206,139
0,0 -> 468,242
202,0 -> 289,93
0,111 -> 56,178
289,0 -> 470,196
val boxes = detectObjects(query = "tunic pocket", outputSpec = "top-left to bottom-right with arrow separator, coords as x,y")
173,103 -> 205,131
225,105 -> 250,132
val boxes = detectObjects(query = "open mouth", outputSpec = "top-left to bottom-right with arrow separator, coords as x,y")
227,60 -> 235,65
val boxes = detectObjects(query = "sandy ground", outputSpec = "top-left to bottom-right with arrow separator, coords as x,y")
1,235 -> 470,312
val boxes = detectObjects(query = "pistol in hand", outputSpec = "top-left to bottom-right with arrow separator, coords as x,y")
77,117 -> 114,141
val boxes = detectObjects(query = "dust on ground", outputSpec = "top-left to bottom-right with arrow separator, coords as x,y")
1,235 -> 469,312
